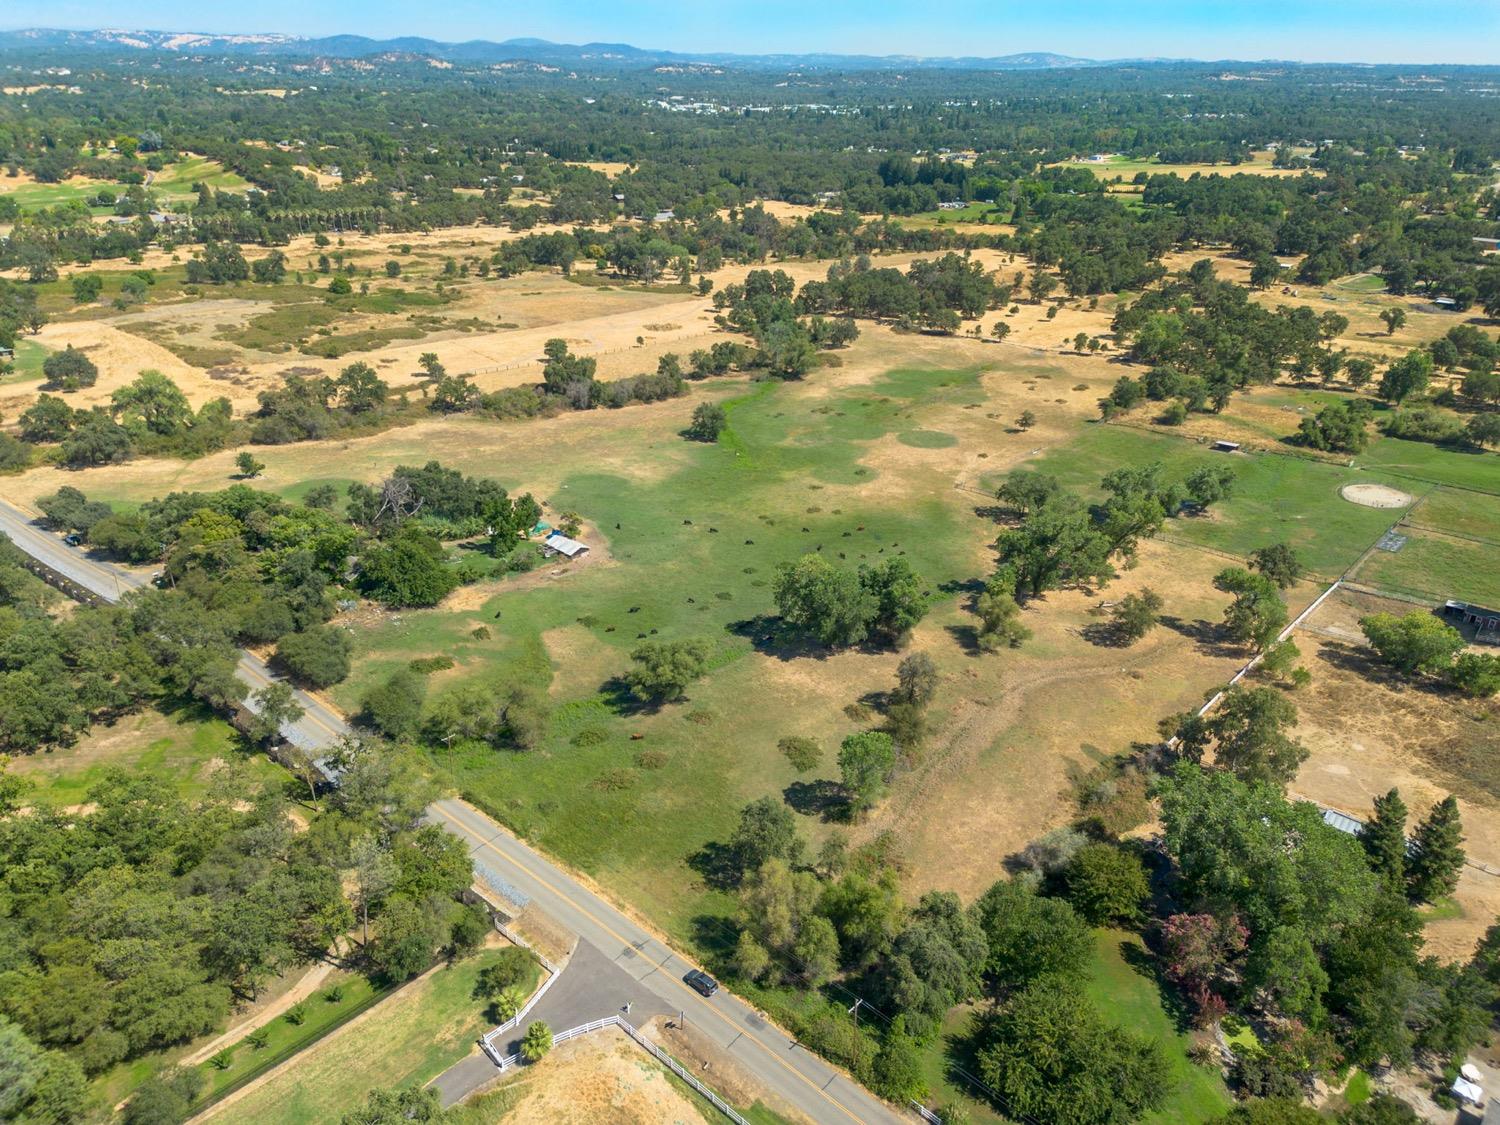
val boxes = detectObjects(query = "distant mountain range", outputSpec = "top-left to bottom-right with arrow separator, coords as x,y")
0,27 -> 1116,70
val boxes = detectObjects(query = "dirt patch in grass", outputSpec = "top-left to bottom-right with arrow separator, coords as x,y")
472,1027 -> 712,1125
1342,482 -> 1413,508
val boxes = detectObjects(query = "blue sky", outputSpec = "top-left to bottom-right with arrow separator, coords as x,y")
5,1 -> 1499,64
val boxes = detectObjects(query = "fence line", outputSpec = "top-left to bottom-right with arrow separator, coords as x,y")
487,1015 -> 749,1125
478,962 -> 560,1064
911,1099 -> 944,1123
1188,577 -> 1344,723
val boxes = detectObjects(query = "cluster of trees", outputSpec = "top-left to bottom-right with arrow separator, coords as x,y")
18,370 -> 239,466
4,458 -> 543,753
990,461 -> 1237,601
1360,610 -> 1500,697
717,790 -> 1169,1116
772,553 -> 928,649
0,746 -> 482,1122
796,252 -> 999,333
1157,763 -> 1487,1090
1107,260 -> 1357,419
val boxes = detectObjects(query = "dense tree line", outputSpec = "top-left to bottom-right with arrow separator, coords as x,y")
0,744 -> 481,1122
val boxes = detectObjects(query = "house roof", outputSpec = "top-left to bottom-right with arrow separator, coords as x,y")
1321,808 -> 1364,836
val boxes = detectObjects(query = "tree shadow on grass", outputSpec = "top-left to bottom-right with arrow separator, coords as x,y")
726,614 -> 833,662
783,779 -> 850,822
944,622 -> 986,656
1080,621 -> 1132,648
942,1008 -> 1001,1110
937,576 -> 986,597
1158,615 -> 1244,659
687,841 -> 742,893
1314,638 -> 1407,687
1119,937 -> 1196,1035
688,913 -> 740,975
598,674 -> 652,717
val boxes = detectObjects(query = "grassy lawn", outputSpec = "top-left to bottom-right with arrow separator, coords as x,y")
902,202 -> 1002,228
1353,528 -> 1500,606
0,338 -> 49,385
194,973 -> 388,1106
10,705 -> 287,808
1082,931 -> 1230,1125
1336,274 -> 1388,293
909,929 -> 1229,1122
213,949 -> 515,1123
0,157 -> 248,215
1409,486 -> 1500,541
1014,425 -> 1415,577
339,367 -> 985,938
1356,429 -> 1500,492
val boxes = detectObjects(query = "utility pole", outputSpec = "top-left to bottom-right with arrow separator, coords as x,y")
847,998 -> 862,1030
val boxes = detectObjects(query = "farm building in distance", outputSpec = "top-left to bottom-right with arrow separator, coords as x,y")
542,532 -> 589,559
1444,600 -> 1500,644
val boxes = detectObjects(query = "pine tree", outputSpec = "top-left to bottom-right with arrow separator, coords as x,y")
1360,787 -> 1408,888
1408,796 -> 1465,903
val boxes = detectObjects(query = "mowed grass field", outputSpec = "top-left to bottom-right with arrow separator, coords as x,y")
1354,529 -> 1500,606
0,338 -> 50,385
0,155 -> 249,214
206,950 -> 510,1124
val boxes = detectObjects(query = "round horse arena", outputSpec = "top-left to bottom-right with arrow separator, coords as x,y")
1340,483 -> 1413,509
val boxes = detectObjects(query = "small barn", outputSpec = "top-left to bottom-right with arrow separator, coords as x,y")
542,532 -> 589,560
1444,600 -> 1500,644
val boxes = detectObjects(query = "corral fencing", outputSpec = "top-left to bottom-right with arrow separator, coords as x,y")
485,1014 -> 749,1125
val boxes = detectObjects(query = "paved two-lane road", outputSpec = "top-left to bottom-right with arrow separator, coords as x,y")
429,799 -> 906,1125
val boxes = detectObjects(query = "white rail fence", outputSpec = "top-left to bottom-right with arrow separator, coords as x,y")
485,1014 -> 749,1125
478,962 -> 560,1065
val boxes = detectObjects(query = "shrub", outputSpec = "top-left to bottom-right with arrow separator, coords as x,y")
685,401 -> 728,441
779,735 -> 822,772
521,1021 -> 552,1062
41,345 -> 99,391
1064,843 -> 1149,925
284,1002 -> 307,1026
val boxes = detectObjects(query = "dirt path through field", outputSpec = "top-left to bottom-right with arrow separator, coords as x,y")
178,959 -> 338,1066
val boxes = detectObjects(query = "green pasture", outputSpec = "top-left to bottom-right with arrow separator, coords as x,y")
1083,932 -> 1230,1125
1353,528 -> 1500,607
0,155 -> 249,215
1356,428 -> 1500,492
1407,486 -> 1500,541
340,367 -> 986,934
0,338 -> 50,385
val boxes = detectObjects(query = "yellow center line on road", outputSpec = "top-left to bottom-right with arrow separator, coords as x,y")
430,803 -> 870,1125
